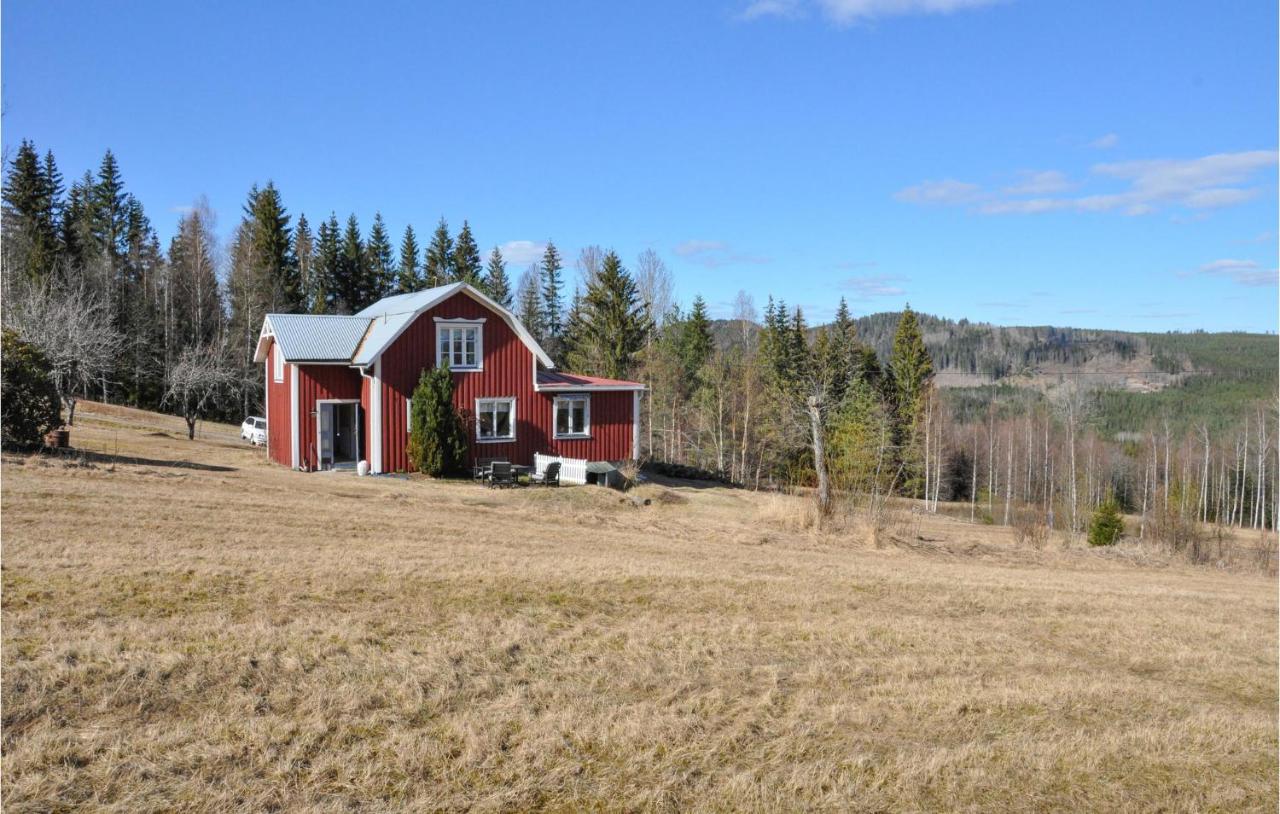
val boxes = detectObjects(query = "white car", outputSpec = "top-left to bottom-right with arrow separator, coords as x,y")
241,416 -> 267,446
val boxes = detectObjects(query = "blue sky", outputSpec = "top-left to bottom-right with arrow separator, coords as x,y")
4,0 -> 1277,331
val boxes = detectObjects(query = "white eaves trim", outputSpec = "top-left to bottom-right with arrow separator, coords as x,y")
534,383 -> 647,392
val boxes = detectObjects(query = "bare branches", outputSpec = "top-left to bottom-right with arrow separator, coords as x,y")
2,276 -> 124,424
162,342 -> 241,439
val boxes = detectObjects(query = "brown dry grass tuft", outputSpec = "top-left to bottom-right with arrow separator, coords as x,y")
2,403 -> 1277,811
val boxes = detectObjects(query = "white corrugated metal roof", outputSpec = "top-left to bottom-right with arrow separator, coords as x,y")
265,314 -> 371,362
353,283 -> 459,319
253,283 -> 555,369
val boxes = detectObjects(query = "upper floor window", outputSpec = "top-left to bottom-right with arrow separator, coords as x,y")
273,344 -> 284,382
554,395 -> 590,438
476,397 -> 515,442
435,319 -> 484,370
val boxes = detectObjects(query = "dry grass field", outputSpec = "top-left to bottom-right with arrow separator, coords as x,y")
3,403 -> 1277,812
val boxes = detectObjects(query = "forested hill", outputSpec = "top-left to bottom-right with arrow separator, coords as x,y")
712,312 -> 1276,434
848,311 -> 1275,389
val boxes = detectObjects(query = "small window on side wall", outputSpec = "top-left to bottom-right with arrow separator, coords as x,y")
553,395 -> 589,438
273,344 -> 284,383
476,397 -> 516,443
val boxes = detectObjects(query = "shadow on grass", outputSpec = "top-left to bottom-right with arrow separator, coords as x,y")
62,448 -> 237,473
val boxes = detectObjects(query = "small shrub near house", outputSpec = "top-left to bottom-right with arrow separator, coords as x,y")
406,365 -> 468,476
1,329 -> 62,451
1088,499 -> 1124,547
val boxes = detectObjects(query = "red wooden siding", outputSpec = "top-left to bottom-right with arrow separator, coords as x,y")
538,390 -> 635,462
374,292 -> 635,472
265,342 -> 292,466
294,364 -> 362,471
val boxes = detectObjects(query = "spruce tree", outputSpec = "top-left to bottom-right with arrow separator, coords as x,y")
580,250 -> 650,380
365,212 -> 395,301
294,214 -> 316,311
888,304 -> 934,495
245,182 -> 299,312
540,241 -> 564,340
2,140 -> 61,283
424,218 -> 453,287
397,224 -> 422,293
484,246 -> 512,307
406,364 -> 468,476
450,220 -> 482,285
517,265 -> 544,341
680,295 -> 713,381
337,214 -> 366,313
560,286 -> 591,371
313,213 -> 341,313
1088,499 -> 1124,547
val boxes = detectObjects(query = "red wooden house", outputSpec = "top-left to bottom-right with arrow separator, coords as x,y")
253,283 -> 644,474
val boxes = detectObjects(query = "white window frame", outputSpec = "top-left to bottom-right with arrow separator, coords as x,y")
553,395 -> 591,439
434,318 -> 485,371
405,396 -> 412,435
475,397 -> 516,444
273,344 -> 284,383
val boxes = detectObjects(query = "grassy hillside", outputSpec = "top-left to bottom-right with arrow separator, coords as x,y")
2,406 -> 1276,811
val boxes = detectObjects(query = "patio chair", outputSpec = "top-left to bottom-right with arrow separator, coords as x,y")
530,461 -> 561,487
488,461 -> 516,489
474,457 -> 507,482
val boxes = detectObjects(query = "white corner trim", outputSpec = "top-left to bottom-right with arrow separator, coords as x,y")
264,357 -> 270,451
290,364 -> 300,470
632,390 -> 640,461
371,358 -> 383,474
474,396 -> 517,443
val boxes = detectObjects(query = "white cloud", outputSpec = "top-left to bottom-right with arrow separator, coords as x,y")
1088,133 -> 1119,150
673,240 -> 769,268
893,178 -> 982,205
1002,170 -> 1074,196
740,0 -> 804,20
1193,259 -> 1278,287
497,240 -> 547,266
841,273 -> 908,299
742,0 -> 1001,23
895,149 -> 1278,216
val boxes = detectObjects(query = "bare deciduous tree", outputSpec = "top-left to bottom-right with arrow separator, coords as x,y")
163,343 -> 241,440
3,278 -> 125,425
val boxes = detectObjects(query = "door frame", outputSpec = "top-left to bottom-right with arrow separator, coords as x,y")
315,398 -> 361,469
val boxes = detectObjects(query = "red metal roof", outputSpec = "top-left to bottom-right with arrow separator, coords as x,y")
536,370 -> 645,390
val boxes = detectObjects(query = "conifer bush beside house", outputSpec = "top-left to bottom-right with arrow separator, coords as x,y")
406,365 -> 467,476
1,329 -> 62,450
1089,499 -> 1124,547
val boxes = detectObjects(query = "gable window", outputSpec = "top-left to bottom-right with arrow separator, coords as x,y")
553,395 -> 590,438
476,397 -> 515,443
273,344 -> 284,383
436,320 -> 483,370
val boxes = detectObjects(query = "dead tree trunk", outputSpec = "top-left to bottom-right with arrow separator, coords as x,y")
807,395 -> 830,516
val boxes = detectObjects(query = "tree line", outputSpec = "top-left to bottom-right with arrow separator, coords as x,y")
2,140 -> 1274,544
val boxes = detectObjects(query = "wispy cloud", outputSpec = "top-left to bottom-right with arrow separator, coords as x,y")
1188,258 -> 1279,287
740,0 -> 1002,24
1002,170 -> 1074,196
674,240 -> 770,268
497,240 -> 547,266
834,259 -> 879,270
1088,133 -> 1119,150
893,178 -> 982,205
841,273 -> 908,299
895,149 -> 1278,216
